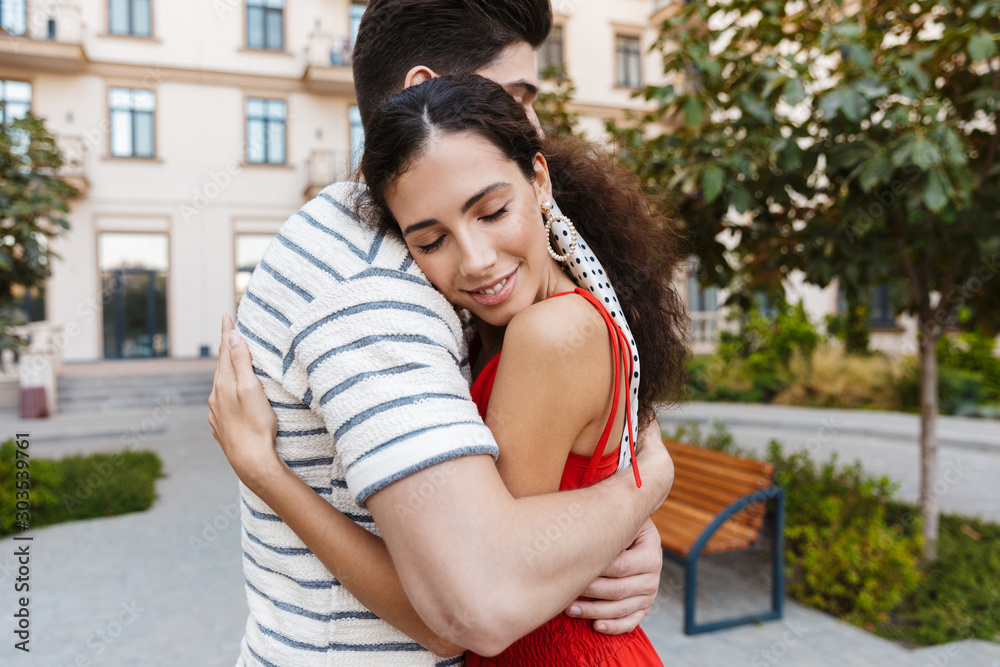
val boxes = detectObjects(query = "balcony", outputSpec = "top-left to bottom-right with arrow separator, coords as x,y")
304,149 -> 356,200
58,135 -> 89,197
690,311 -> 721,355
0,1 -> 85,72
302,31 -> 355,95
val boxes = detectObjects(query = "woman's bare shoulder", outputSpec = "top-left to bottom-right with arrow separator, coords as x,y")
501,292 -> 612,376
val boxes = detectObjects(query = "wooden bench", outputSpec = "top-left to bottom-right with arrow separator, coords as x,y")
650,439 -> 785,635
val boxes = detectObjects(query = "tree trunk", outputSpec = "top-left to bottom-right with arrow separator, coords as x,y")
918,326 -> 940,562
844,290 -> 871,355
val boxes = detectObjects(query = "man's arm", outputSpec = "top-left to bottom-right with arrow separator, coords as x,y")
367,448 -> 671,656
212,317 -> 672,655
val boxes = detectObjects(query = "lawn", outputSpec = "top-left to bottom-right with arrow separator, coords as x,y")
0,439 -> 164,538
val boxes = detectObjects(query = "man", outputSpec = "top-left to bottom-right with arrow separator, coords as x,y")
210,1 -> 673,664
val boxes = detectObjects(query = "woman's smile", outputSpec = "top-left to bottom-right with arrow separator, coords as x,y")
466,267 -> 518,307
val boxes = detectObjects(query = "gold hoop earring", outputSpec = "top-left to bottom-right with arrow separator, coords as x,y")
541,201 -> 578,262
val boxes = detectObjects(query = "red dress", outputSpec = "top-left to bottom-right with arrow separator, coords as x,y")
464,288 -> 662,667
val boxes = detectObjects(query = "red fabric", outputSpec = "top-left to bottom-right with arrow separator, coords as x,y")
465,288 -> 661,666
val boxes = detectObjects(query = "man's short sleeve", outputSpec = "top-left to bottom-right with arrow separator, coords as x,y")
284,270 -> 498,506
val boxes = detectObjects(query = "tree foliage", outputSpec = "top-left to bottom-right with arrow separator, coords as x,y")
0,113 -> 76,346
613,0 -> 1000,560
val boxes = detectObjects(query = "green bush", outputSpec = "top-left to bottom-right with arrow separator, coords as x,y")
767,441 -> 923,627
876,509 -> 1000,646
0,440 -> 163,538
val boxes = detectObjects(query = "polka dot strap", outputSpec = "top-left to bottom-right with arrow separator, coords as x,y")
549,200 -> 640,477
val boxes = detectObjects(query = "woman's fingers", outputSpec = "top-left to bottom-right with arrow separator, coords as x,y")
592,610 -> 647,636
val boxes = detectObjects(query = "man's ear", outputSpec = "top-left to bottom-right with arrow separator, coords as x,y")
404,66 -> 439,89
533,153 -> 553,204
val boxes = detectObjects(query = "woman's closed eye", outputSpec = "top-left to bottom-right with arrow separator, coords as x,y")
416,236 -> 445,254
480,204 -> 509,222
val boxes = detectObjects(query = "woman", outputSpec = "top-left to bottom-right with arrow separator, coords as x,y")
213,75 -> 687,663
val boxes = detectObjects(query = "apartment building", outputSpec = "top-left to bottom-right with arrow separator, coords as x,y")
0,0 -> 917,367
1,0 -> 366,363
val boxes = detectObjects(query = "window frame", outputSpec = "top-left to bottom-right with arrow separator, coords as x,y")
0,79 -> 32,125
108,87 -> 156,159
0,0 -> 27,36
244,96 -> 288,166
538,24 -> 566,74
245,0 -> 285,51
614,33 -> 643,89
108,0 -> 153,38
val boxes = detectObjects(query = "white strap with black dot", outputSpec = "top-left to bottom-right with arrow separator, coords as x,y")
550,200 -> 639,476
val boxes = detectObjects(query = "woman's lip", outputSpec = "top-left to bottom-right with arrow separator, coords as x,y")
468,268 -> 518,307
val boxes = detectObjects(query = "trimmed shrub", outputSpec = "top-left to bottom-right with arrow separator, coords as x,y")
768,441 -> 923,628
0,440 -> 164,538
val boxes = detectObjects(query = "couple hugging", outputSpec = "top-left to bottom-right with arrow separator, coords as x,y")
208,0 -> 689,664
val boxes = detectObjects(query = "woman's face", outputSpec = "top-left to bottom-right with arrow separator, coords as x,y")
386,131 -> 558,327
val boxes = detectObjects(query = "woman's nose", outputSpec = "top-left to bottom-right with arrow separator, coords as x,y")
458,231 -> 498,277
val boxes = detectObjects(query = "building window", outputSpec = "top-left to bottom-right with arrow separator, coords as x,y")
109,88 -> 155,158
349,105 -> 364,172
615,34 -> 642,88
0,0 -> 26,35
99,232 -> 169,359
538,25 -> 565,74
11,284 -> 45,322
688,275 -> 719,313
868,284 -> 896,327
246,98 -> 286,165
349,1 -> 365,46
109,0 -> 151,37
246,0 -> 283,51
235,234 -> 273,308
0,80 -> 31,124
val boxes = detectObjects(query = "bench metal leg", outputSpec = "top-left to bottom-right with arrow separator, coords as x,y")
664,487 -> 786,635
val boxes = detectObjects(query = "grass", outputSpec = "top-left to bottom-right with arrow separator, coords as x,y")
877,504 -> 1000,647
0,439 -> 164,538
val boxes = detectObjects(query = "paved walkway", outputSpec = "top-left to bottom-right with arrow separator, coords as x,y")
0,403 -> 997,666
659,402 -> 1000,522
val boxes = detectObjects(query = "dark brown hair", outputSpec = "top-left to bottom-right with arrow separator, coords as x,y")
360,75 -> 689,421
352,0 -> 551,129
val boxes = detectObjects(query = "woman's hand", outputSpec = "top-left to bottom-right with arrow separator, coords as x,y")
208,315 -> 282,492
564,517 -> 663,634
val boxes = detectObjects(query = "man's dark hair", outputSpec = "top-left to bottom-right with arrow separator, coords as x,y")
352,0 -> 552,130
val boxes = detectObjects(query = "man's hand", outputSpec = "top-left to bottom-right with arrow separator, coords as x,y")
564,517 -> 663,634
208,315 -> 282,491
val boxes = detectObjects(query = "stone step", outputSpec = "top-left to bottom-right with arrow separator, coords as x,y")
56,371 -> 214,413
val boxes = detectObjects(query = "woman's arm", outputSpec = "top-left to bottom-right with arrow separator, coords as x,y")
210,315 -> 666,646
209,316 -> 464,657
485,293 -> 624,498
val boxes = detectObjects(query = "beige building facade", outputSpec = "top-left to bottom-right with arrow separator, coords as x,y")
2,0 -> 921,368
2,0 -> 365,363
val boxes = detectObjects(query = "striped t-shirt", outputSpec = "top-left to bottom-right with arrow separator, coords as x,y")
234,182 -> 497,666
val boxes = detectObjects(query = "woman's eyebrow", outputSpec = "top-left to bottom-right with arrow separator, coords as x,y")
402,182 -> 512,237
462,182 -> 511,213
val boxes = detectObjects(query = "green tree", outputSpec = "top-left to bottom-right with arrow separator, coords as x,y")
613,0 -> 1000,560
0,113 -> 76,352
535,65 -> 581,139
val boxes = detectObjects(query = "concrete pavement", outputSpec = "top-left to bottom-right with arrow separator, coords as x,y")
658,402 -> 1000,522
0,402 -> 996,666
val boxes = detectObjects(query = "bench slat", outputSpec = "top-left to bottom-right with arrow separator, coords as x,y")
665,440 -> 773,475
654,438 -> 776,557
